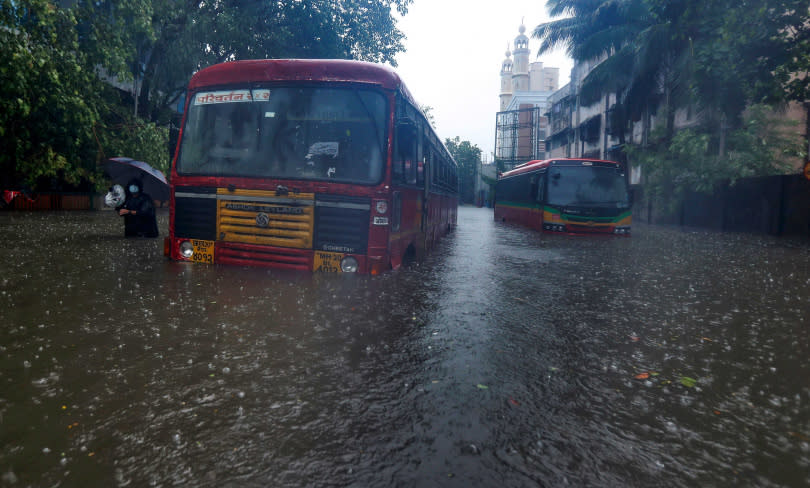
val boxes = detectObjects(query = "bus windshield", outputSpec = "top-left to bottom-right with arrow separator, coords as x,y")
177,86 -> 387,184
547,165 -> 630,208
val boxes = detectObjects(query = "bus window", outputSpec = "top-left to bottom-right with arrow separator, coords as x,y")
178,87 -> 386,184
395,119 -> 417,183
408,125 -> 422,185
535,172 -> 546,203
548,166 -> 629,207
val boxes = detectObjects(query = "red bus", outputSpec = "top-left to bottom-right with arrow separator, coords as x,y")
495,158 -> 631,235
164,59 -> 458,274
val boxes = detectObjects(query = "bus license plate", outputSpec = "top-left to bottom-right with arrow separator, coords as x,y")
314,251 -> 342,273
192,239 -> 214,264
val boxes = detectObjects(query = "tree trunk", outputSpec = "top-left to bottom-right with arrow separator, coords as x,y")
718,112 -> 727,157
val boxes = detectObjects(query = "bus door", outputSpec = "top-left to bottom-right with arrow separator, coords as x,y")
531,170 -> 547,230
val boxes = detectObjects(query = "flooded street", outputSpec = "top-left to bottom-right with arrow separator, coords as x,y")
1,206 -> 809,487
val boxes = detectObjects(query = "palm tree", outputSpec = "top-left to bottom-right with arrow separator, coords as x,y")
534,0 -> 692,145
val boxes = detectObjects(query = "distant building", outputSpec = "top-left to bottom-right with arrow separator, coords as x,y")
495,22 -> 560,171
545,57 -> 809,185
544,58 -> 630,165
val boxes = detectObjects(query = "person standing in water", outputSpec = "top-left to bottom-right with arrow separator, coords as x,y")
117,178 -> 159,238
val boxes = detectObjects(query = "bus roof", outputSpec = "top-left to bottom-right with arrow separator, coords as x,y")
499,158 -> 621,179
188,59 -> 415,101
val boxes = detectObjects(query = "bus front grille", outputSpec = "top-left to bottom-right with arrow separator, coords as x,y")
314,195 -> 370,254
217,242 -> 310,270
217,189 -> 315,249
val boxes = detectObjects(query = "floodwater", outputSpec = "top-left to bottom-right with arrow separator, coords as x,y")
1,206 -> 808,487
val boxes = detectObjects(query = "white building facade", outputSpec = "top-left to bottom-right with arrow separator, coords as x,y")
495,23 -> 560,170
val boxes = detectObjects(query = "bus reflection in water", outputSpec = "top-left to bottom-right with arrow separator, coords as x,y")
164,59 -> 459,274
494,159 -> 632,235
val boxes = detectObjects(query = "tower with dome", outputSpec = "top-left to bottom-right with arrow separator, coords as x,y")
495,22 -> 561,170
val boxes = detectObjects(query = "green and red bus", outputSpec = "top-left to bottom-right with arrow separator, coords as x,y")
494,158 -> 631,235
164,59 -> 458,274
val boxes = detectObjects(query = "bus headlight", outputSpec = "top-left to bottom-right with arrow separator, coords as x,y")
614,226 -> 631,235
543,223 -> 566,232
180,240 -> 194,258
340,256 -> 359,273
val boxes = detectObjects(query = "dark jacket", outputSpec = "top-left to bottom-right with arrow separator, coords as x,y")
118,180 -> 159,238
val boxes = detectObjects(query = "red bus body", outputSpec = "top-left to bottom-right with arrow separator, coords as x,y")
165,59 -> 458,274
494,158 -> 632,235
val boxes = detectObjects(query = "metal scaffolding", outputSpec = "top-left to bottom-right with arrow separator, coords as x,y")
494,106 -> 546,171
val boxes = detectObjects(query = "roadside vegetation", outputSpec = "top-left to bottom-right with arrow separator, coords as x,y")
445,137 -> 483,205
0,0 -> 412,192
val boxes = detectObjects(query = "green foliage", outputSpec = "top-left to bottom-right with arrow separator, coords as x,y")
98,120 -> 170,177
111,0 -> 413,120
0,0 -> 102,190
536,0 -> 810,145
626,104 -> 805,208
725,105 -> 805,179
1,0 -> 412,192
445,137 -> 482,204
420,105 -> 436,129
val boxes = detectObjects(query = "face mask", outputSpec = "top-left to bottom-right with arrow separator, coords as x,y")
129,185 -> 139,193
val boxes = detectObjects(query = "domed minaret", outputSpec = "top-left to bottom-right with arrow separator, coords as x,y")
499,45 -> 513,111
511,22 -> 530,93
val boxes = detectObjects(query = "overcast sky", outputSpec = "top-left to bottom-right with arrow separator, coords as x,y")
393,0 -> 573,162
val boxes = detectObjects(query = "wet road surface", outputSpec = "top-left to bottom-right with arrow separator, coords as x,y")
1,206 -> 809,487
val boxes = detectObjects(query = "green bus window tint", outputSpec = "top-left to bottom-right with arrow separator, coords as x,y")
498,174 -> 534,205
548,166 -> 629,207
178,87 -> 387,184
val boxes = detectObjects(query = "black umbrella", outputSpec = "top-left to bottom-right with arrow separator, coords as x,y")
103,157 -> 170,201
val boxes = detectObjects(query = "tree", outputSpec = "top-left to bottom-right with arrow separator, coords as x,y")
0,0 -> 103,190
445,137 -> 481,204
626,104 -> 805,209
90,0 -> 414,121
534,0 -> 690,145
420,105 -> 436,128
535,0 -> 810,149
0,0 -> 413,190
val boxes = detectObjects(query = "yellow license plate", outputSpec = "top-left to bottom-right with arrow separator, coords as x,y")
314,251 -> 343,273
192,239 -> 214,264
